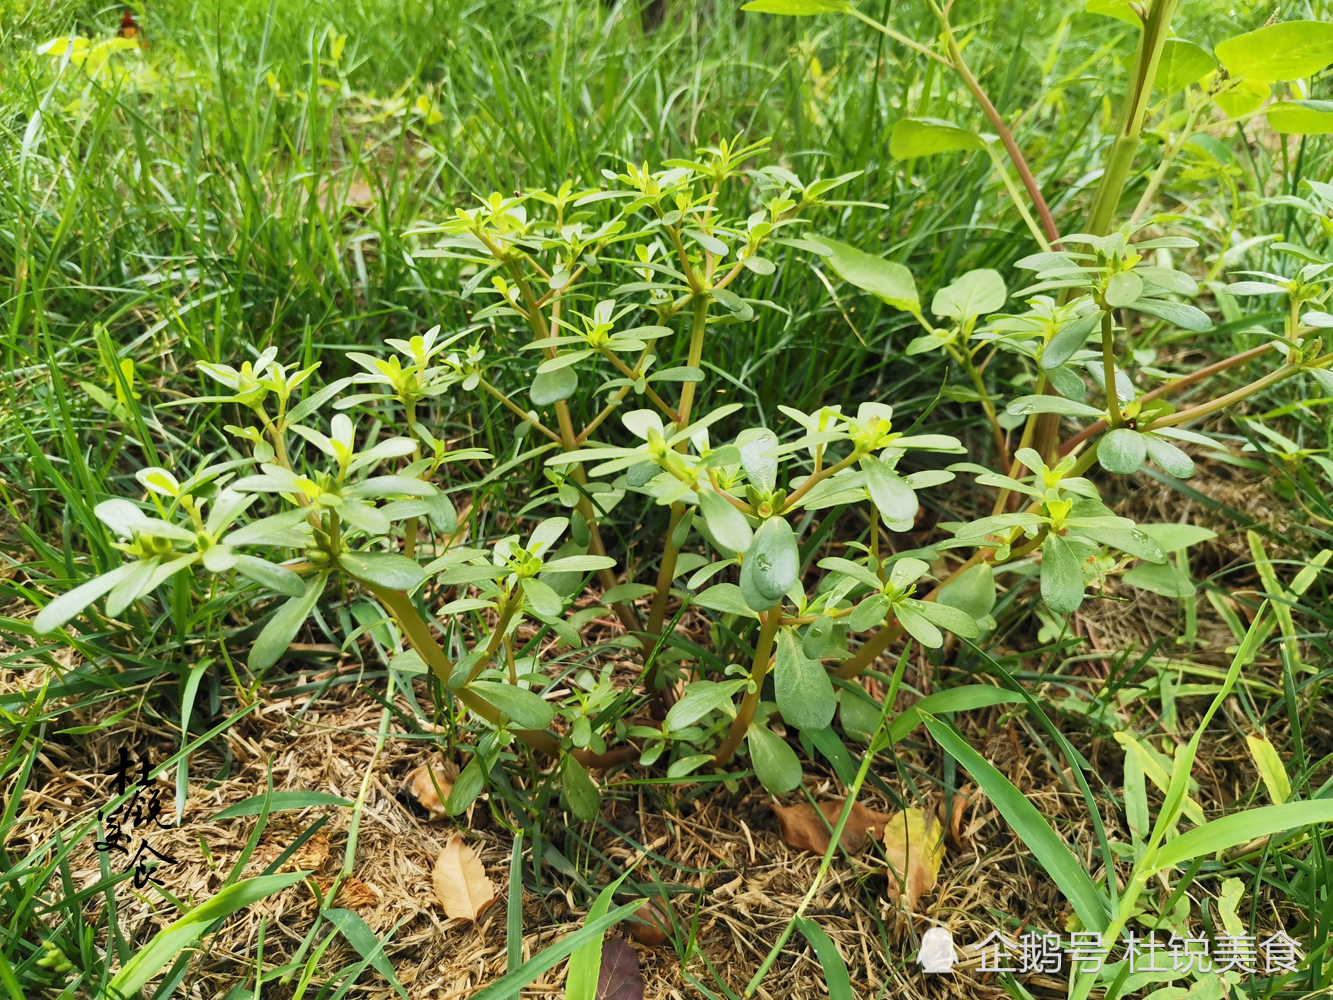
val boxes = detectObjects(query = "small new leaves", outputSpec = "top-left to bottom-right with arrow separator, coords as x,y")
817,556 -> 981,649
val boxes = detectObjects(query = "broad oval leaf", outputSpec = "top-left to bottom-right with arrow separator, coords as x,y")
774,629 -> 836,731
1098,427 -> 1147,474
1267,100 -> 1333,134
1105,270 -> 1143,308
931,269 -> 1006,321
468,681 -> 556,729
1144,434 -> 1195,478
747,723 -> 803,794
233,555 -> 307,597
664,679 -> 748,731
862,457 -> 919,522
1006,395 -> 1104,418
698,488 -> 753,554
804,236 -> 919,312
1215,20 -> 1333,83
1130,296 -> 1212,332
522,577 -> 564,617
888,117 -> 986,159
530,367 -> 578,405
740,516 -> 799,606
849,594 -> 890,632
339,551 -> 426,590
737,428 -> 779,492
1040,534 -> 1084,614
1156,38 -> 1217,95
694,583 -> 759,617
1215,78 -> 1270,117
1042,311 -> 1102,370
803,614 -> 836,658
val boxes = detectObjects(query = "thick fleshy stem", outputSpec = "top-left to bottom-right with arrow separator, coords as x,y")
644,295 -> 710,642
1083,0 -> 1182,236
363,581 -> 635,767
712,605 -> 783,766
1057,343 -> 1274,457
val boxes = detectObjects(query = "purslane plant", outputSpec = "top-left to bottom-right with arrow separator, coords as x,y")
30,129 -> 1333,812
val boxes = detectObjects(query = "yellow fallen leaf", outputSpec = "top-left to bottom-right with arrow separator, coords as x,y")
433,833 -> 496,921
882,808 -> 945,911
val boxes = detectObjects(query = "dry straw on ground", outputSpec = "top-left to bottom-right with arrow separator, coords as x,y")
3,460 -> 1326,999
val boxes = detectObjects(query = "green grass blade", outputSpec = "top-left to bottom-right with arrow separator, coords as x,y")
106,872 -> 308,999
1153,801 -> 1333,871
466,901 -> 645,1000
794,916 -> 853,1000
506,831 -> 523,983
209,792 -> 353,820
919,711 -> 1109,932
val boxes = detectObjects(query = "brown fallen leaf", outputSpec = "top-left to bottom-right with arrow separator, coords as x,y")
596,939 -> 644,1000
404,761 -> 457,821
432,833 -> 496,921
626,897 -> 671,946
882,808 -> 945,911
772,799 -> 895,854
936,783 -> 976,852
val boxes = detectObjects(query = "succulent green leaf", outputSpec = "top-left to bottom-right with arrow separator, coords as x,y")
861,457 -> 919,522
1098,427 -> 1147,474
530,367 -> 578,405
249,572 -> 329,672
740,516 -> 799,607
339,551 -> 426,590
469,681 -> 556,729
774,629 -> 836,731
698,488 -> 754,554
1042,311 -> 1102,370
1040,534 -> 1084,614
747,723 -> 803,793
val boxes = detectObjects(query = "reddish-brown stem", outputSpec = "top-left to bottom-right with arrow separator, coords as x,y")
1057,343 -> 1275,458
713,606 -> 783,766
945,33 -> 1059,246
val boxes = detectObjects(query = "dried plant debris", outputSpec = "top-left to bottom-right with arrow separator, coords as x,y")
432,832 -> 496,921
596,939 -> 645,1000
771,798 -> 894,854
402,761 -> 457,821
881,808 -> 946,911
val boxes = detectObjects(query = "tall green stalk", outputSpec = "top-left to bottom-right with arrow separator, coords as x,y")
1083,0 -> 1182,235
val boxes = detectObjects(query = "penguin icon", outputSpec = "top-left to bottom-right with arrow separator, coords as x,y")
918,927 -> 957,973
